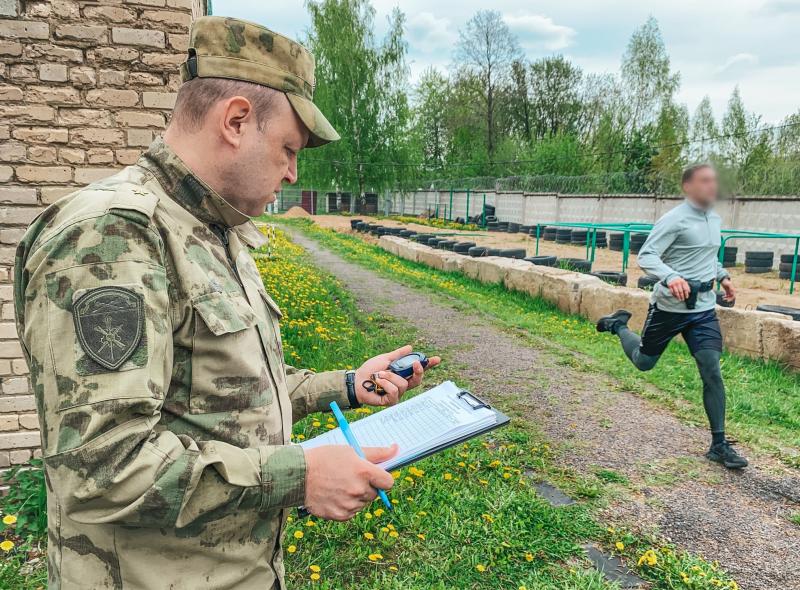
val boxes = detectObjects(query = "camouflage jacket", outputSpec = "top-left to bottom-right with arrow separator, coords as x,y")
13,138 -> 350,589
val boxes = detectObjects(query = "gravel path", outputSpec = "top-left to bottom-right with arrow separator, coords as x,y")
290,230 -> 800,590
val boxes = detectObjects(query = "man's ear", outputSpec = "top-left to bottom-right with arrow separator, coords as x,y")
218,95 -> 255,149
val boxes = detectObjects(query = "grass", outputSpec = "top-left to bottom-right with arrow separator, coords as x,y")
280,217 -> 800,467
1,226 -> 740,589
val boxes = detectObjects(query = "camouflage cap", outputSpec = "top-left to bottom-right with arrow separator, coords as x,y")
180,16 -> 340,148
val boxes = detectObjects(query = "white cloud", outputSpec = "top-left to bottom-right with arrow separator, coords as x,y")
715,52 -> 759,76
757,0 -> 800,16
502,13 -> 576,52
406,12 -> 457,54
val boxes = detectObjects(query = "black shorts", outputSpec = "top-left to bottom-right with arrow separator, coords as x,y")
640,304 -> 723,357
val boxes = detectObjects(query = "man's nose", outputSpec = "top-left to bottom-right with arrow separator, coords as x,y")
284,156 -> 298,185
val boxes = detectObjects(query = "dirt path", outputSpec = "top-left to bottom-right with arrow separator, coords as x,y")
289,229 -> 800,590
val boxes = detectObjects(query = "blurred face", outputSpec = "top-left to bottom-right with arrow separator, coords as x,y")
219,94 -> 309,216
682,166 -> 718,209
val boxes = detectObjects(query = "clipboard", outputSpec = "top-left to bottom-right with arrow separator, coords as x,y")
386,389 -> 510,470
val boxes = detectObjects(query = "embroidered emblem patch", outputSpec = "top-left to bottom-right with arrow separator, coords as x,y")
73,287 -> 144,371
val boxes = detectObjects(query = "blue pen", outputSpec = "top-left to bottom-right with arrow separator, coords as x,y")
330,401 -> 393,511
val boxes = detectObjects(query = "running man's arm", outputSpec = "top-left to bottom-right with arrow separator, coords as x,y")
637,216 -> 681,283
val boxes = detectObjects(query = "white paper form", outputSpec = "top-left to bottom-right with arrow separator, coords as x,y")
299,381 -> 498,470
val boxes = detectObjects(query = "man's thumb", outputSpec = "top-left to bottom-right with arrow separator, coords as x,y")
363,444 -> 398,464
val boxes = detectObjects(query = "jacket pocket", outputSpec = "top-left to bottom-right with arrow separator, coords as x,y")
189,291 -> 273,413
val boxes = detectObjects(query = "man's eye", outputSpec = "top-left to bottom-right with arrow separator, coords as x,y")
286,147 -> 296,157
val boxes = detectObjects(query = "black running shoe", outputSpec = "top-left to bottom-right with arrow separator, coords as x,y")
706,440 -> 749,469
596,310 -> 632,334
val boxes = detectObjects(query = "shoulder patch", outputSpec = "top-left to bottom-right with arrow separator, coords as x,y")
107,184 -> 160,221
73,287 -> 144,371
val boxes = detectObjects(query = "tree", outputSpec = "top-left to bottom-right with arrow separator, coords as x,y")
454,10 -> 522,157
507,60 -> 532,143
621,17 -> 680,130
303,0 -> 411,197
528,55 -> 583,139
413,68 -> 450,174
689,96 -> 718,162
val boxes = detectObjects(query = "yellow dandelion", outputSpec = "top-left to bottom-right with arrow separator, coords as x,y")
310,573 -> 320,581
389,565 -> 398,572
310,565 -> 321,573
287,545 -> 297,554
389,531 -> 399,538
2,515 -> 17,526
305,520 -> 316,527
312,421 -> 321,427
293,531 -> 304,540
417,534 -> 425,540
391,470 -> 402,479
476,564 -> 486,572
364,532 -> 374,540
615,541 -> 625,551
364,512 -> 373,520
374,509 -> 384,517
444,473 -> 453,481
525,552 -> 534,562
0,540 -> 14,552
503,472 -> 511,479
381,526 -> 390,533
368,553 -> 383,561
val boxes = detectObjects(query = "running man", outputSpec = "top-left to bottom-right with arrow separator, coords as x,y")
596,164 -> 748,469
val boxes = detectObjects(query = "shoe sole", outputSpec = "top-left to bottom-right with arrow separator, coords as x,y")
705,452 -> 748,469
596,311 -> 632,333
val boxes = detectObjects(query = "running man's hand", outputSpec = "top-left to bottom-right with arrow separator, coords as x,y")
303,445 -> 397,521
667,277 -> 691,301
720,277 -> 736,302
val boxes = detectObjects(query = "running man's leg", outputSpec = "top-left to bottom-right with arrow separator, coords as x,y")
597,305 -> 676,372
616,325 -> 660,371
684,310 -> 747,468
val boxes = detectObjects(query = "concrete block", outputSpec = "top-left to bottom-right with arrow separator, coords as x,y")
716,307 -> 788,358
761,317 -> 800,369
539,271 -> 600,315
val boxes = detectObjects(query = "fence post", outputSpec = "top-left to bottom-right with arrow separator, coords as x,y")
481,193 -> 486,227
466,188 -> 471,223
449,187 -> 454,221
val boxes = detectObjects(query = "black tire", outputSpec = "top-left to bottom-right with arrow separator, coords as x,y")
507,223 -> 521,233
559,258 -> 592,272
722,260 -> 736,268
350,219 -> 363,229
500,248 -> 526,259
719,246 -> 737,257
453,242 -> 476,253
437,240 -> 456,250
779,271 -> 797,281
485,215 -> 497,223
399,230 -> 415,238
780,254 -> 800,264
779,262 -> 799,272
756,304 -> 800,321
487,248 -> 503,256
745,265 -> 772,274
525,255 -> 557,267
637,275 -> 660,290
428,238 -> 445,248
468,246 -> 488,257
745,251 -> 774,261
590,271 -> 628,287
519,225 -> 532,233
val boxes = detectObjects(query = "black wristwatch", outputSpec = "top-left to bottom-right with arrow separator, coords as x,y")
345,370 -> 361,409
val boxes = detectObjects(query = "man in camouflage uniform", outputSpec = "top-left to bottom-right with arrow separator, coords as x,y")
14,16 -> 438,589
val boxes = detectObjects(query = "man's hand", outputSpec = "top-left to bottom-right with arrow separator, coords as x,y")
667,277 -> 691,301
354,345 -> 441,407
303,445 -> 397,521
720,277 -> 736,302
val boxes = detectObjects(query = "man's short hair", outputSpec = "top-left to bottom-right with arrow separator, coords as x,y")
171,77 -> 280,132
681,163 -> 715,185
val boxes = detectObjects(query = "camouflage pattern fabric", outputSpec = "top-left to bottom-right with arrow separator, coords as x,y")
180,16 -> 340,148
13,137 -> 350,589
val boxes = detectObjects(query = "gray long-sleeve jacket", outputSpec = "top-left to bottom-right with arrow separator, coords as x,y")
637,199 -> 729,313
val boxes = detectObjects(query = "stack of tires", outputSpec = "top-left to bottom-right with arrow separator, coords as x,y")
542,226 -> 557,241
524,255 -> 557,267
637,275 -> 660,290
570,229 -> 589,246
519,225 -> 533,234
349,219 -> 363,230
629,233 -> 648,254
559,258 -> 592,272
779,254 -> 799,280
555,228 -> 573,244
496,221 -> 509,232
719,246 -> 738,268
506,222 -> 521,234
609,233 -> 624,251
486,217 -> 499,231
355,222 -> 367,232
745,251 -> 774,273
590,271 -> 628,287
594,231 -> 608,248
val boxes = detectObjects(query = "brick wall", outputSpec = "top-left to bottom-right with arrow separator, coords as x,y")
0,0 -> 207,469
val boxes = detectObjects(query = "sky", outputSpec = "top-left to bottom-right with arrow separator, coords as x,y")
215,0 -> 800,124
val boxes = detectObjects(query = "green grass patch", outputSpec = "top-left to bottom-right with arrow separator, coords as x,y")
281,217 -> 800,467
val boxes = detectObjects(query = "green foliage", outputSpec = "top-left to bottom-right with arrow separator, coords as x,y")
0,460 -> 47,539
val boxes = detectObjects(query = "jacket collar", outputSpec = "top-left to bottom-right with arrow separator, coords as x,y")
138,137 -> 251,229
